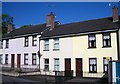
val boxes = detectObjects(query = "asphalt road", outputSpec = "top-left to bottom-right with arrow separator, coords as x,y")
1,74 -> 36,83
0,74 -> 108,84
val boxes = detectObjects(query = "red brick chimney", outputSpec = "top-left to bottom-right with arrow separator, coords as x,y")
46,12 -> 55,30
112,6 -> 119,22
7,23 -> 13,33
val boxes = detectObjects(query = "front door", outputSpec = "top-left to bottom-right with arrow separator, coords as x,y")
11,54 -> 15,68
65,58 -> 71,77
76,58 -> 83,77
17,54 -> 21,68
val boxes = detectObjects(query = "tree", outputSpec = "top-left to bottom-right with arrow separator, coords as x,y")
1,14 -> 15,35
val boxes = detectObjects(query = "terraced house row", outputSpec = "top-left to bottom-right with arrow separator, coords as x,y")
0,6 -> 120,78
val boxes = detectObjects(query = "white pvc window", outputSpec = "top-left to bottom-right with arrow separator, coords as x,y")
103,33 -> 111,47
89,58 -> 97,72
44,39 -> 49,50
54,59 -> 59,71
54,38 -> 59,50
88,34 -> 96,48
24,54 -> 28,65
44,59 -> 49,71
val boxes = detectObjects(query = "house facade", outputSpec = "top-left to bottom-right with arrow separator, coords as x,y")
0,24 -> 47,71
0,6 -> 120,78
39,6 -> 120,77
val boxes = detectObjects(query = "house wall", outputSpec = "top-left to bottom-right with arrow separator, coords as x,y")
40,37 -> 73,75
72,32 -> 118,77
0,35 -> 40,69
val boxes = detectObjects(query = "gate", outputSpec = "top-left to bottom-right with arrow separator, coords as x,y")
108,61 -> 120,84
116,62 -> 120,84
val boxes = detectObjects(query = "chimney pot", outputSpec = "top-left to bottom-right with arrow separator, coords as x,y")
46,12 -> 55,30
7,23 -> 13,33
112,6 -> 119,22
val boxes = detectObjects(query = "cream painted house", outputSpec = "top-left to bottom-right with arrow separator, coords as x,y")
72,31 -> 118,77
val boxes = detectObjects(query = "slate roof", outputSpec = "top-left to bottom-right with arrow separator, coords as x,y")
2,16 -> 120,40
2,24 -> 46,39
41,17 -> 119,39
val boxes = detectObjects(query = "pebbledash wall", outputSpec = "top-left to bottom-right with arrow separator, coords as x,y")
0,35 -> 40,69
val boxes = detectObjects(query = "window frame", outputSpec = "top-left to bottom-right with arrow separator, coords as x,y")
44,39 -> 49,51
88,34 -> 96,48
54,58 -> 59,71
32,53 -> 36,65
24,54 -> 28,65
5,54 -> 8,64
103,57 -> 112,73
0,54 -> 3,64
44,59 -> 49,71
102,32 -> 111,47
6,39 -> 9,48
53,38 -> 59,50
32,35 -> 37,46
89,58 -> 97,73
0,40 -> 3,49
24,36 -> 29,47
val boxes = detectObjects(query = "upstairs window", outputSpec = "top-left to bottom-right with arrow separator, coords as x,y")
88,34 -> 96,48
44,39 -> 49,51
5,54 -> 8,64
6,40 -> 9,48
32,35 -> 37,46
24,36 -> 29,47
24,54 -> 28,65
89,58 -> 97,73
103,32 -> 111,47
54,38 -> 59,50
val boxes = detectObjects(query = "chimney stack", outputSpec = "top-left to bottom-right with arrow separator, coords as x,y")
112,6 -> 119,22
46,12 -> 55,30
7,23 -> 13,33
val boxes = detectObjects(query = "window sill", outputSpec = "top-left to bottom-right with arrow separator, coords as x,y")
103,71 -> 108,73
32,45 -> 37,47
24,46 -> 28,47
89,71 -> 97,73
43,69 -> 49,71
53,49 -> 59,51
53,70 -> 60,72
88,47 -> 96,49
102,46 -> 111,48
5,47 -> 9,49
43,50 -> 49,51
